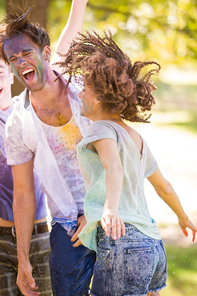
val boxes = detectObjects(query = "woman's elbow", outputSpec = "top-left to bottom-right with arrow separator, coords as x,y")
157,180 -> 172,196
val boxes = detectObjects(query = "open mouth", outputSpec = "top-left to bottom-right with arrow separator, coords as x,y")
21,69 -> 35,81
0,87 -> 3,94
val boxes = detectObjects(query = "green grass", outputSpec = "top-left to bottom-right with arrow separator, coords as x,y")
160,245 -> 197,296
153,111 -> 197,134
167,112 -> 197,134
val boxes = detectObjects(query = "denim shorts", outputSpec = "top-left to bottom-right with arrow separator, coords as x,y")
91,224 -> 167,296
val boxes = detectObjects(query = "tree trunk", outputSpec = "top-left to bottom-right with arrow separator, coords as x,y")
6,0 -> 50,96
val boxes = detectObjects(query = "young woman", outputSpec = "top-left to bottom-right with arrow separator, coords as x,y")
58,31 -> 197,296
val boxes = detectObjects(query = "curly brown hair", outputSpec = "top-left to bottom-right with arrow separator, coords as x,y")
57,30 -> 161,123
0,1 -> 50,63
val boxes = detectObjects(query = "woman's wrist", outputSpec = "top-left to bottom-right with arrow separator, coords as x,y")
103,204 -> 119,213
178,214 -> 189,225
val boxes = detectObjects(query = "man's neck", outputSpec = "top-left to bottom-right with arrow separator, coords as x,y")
27,70 -> 72,127
29,69 -> 65,107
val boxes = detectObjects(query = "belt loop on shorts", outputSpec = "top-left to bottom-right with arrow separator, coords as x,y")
34,224 -> 38,235
11,226 -> 16,237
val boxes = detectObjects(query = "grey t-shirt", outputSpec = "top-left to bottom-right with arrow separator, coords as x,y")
78,120 -> 160,252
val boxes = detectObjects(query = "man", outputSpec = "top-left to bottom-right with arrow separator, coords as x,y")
0,0 -> 95,296
0,57 -> 52,296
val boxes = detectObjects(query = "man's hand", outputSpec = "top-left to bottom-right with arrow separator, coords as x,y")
71,215 -> 87,247
17,260 -> 40,296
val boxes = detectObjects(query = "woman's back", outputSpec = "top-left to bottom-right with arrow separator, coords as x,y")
78,120 -> 161,252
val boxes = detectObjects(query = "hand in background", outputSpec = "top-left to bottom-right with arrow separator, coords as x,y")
71,214 -> 87,247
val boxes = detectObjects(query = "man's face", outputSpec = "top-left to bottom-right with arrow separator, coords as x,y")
3,34 -> 48,92
0,59 -> 13,110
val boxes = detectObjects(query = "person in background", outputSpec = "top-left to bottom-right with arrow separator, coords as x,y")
57,30 -> 197,296
0,0 -> 92,295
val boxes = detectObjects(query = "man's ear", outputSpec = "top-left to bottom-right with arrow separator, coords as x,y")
10,72 -> 14,85
42,46 -> 51,62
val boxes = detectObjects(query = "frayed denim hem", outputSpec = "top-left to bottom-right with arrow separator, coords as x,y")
90,293 -> 147,296
91,293 -> 148,296
90,284 -> 166,296
148,283 -> 167,293
90,285 -> 166,296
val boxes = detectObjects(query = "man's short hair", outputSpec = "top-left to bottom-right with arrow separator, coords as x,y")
0,3 -> 50,63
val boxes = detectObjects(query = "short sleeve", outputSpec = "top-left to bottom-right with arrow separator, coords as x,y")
144,144 -> 158,178
4,109 -> 34,166
80,121 -> 118,149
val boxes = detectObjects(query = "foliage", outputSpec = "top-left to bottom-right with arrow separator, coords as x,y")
160,245 -> 197,296
1,1 -> 196,93
48,0 -> 197,67
0,0 -> 6,22
166,112 -> 197,134
1,0 -> 197,66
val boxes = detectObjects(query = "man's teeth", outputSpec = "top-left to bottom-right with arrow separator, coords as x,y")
0,87 -> 2,90
22,69 -> 34,75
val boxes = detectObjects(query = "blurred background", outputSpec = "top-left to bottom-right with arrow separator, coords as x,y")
0,0 -> 197,295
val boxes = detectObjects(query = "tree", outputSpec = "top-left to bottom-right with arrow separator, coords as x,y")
48,0 -> 197,67
1,0 -> 197,95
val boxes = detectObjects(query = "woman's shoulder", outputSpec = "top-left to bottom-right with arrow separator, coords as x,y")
86,120 -> 118,134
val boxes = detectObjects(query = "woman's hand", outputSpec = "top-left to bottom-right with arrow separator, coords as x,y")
101,208 -> 125,240
178,216 -> 197,242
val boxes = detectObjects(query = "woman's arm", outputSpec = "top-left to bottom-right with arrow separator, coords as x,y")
148,168 -> 197,241
93,138 -> 126,240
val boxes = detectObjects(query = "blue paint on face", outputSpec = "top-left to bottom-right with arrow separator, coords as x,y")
3,34 -> 48,92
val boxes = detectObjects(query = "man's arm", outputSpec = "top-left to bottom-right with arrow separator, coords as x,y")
51,0 -> 89,71
12,159 -> 40,296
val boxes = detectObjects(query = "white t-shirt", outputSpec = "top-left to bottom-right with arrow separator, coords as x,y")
5,74 -> 91,234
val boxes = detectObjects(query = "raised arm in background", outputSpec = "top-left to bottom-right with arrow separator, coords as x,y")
51,0 -> 89,72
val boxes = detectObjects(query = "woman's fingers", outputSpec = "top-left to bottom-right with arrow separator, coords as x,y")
101,215 -> 126,240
